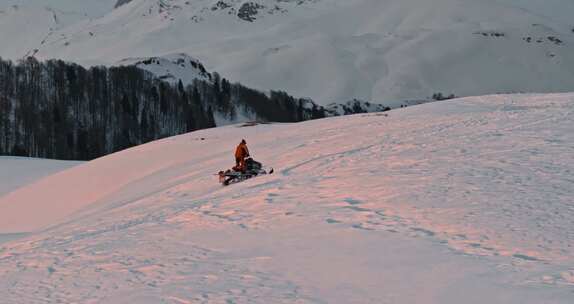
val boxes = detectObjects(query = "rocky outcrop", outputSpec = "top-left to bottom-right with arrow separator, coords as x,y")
114,0 -> 134,9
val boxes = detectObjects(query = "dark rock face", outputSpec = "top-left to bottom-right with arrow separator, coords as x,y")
324,99 -> 391,116
474,31 -> 506,38
212,1 -> 232,11
238,2 -> 265,22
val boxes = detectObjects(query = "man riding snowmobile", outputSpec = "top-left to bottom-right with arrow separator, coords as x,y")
218,139 -> 273,186
234,139 -> 250,172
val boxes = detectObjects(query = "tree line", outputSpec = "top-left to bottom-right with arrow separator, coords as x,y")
0,57 -> 325,160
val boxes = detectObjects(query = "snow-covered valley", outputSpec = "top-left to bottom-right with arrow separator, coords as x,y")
0,93 -> 573,303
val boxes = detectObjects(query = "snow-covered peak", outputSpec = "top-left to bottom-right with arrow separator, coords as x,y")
116,53 -> 212,85
108,0 -> 324,22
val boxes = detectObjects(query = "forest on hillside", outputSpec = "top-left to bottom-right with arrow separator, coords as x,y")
0,57 -> 325,160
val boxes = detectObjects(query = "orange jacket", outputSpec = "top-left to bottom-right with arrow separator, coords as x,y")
235,143 -> 249,159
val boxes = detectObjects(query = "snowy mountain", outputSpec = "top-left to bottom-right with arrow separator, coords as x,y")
0,93 -> 573,303
1,0 -> 573,105
114,54 -> 394,114
116,53 -> 212,84
0,1 -> 118,59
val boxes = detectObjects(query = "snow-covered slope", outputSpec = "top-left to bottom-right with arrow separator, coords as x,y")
116,53 -> 212,84
0,0 -> 117,18
0,0 -> 117,59
2,0 -> 573,105
0,157 -> 80,245
0,157 -> 81,197
0,93 -> 573,303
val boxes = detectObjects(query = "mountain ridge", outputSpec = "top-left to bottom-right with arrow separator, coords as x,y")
1,0 -> 573,105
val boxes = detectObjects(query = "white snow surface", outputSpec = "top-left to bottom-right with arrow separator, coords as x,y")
0,93 -> 574,302
1,0 -> 574,105
0,157 -> 80,197
0,0 -> 117,18
0,157 -> 80,245
0,1 -> 117,59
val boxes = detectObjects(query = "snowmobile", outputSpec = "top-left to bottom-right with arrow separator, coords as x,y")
218,158 -> 273,186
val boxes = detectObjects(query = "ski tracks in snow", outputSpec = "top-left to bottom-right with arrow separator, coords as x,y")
246,95 -> 574,287
0,191 -> 311,303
